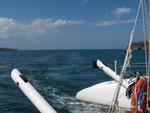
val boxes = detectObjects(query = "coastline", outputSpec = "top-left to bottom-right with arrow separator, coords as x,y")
0,48 -> 17,51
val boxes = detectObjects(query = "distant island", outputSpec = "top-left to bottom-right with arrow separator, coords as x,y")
0,48 -> 17,51
131,41 -> 148,50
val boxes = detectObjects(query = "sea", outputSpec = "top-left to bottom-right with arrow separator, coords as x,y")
0,50 -> 145,113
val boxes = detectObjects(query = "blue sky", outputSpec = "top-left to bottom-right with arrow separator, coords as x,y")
0,0 -> 143,49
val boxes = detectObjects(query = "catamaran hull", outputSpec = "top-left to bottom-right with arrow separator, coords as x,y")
76,80 -> 131,110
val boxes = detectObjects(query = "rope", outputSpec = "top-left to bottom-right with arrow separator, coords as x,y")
142,0 -> 148,76
147,0 -> 150,109
142,3 -> 149,109
143,0 -> 150,108
108,0 -> 143,113
141,0 -> 150,109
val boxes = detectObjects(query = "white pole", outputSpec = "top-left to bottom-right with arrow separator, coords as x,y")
114,61 -> 117,74
96,60 -> 128,89
11,68 -> 57,113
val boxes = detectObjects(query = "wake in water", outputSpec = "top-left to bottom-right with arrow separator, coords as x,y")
31,77 -> 108,113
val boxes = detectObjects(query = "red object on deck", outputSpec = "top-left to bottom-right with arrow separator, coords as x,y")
131,77 -> 147,113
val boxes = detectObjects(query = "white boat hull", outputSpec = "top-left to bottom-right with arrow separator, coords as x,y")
76,81 -> 131,110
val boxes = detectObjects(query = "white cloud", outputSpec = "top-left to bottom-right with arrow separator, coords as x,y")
95,19 -> 134,27
0,18 -> 85,40
111,7 -> 132,17
31,19 -> 84,27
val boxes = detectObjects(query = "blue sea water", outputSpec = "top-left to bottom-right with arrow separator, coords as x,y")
0,50 -> 145,113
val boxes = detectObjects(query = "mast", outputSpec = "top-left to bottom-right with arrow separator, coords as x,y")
108,0 -> 143,113
147,0 -> 150,109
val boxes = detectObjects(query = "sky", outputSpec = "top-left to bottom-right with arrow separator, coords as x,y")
0,0 -> 144,50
